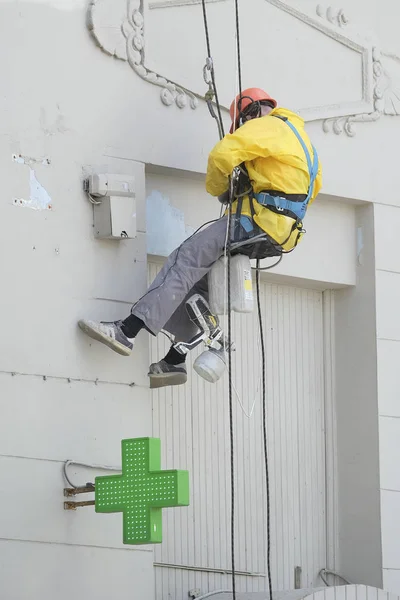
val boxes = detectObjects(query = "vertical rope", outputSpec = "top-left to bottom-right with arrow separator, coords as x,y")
234,0 -> 243,97
227,202 -> 236,600
201,5 -> 274,600
256,259 -> 273,600
201,0 -> 212,57
230,8 -> 241,594
202,2 -> 234,596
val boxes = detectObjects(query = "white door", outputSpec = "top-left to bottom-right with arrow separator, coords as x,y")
149,261 -> 328,600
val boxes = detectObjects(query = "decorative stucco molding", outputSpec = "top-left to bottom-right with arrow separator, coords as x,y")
87,0 -> 198,110
87,0 -> 400,135
316,4 -> 349,27
323,47 -> 400,136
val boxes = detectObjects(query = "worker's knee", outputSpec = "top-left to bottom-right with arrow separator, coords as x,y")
178,218 -> 227,267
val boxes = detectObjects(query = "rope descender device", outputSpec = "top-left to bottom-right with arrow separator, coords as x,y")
203,57 -> 214,100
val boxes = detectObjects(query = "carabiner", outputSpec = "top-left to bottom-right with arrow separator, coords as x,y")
203,57 -> 213,85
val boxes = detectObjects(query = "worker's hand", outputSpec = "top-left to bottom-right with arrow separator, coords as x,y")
218,190 -> 231,205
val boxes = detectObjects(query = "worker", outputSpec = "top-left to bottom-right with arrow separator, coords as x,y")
78,88 -> 322,388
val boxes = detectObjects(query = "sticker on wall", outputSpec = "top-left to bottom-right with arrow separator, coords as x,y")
12,153 -> 53,211
13,170 -> 52,211
12,154 -> 51,167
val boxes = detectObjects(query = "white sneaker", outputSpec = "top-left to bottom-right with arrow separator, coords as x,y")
78,319 -> 134,357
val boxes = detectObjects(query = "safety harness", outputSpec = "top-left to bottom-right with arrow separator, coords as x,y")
232,115 -> 319,260
255,116 -> 319,221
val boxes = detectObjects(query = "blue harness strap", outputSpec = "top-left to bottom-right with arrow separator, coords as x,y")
255,118 -> 319,221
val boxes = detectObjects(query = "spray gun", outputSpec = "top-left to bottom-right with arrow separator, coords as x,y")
173,294 -> 235,384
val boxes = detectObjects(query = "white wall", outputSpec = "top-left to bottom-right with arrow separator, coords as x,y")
0,1 -> 154,597
149,263 -> 328,599
334,204 -> 382,588
375,204 -> 400,594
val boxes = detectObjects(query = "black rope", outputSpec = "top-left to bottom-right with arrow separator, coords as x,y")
201,0 -> 225,139
226,200 -> 236,600
234,0 -> 243,97
256,259 -> 273,600
200,5 -> 235,591
201,0 -> 212,57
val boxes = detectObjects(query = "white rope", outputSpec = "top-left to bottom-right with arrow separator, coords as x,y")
233,382 -> 257,419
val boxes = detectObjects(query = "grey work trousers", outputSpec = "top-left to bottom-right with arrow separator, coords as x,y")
132,217 -> 228,342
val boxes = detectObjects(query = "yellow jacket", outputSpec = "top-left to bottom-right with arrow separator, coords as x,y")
205,107 -> 322,250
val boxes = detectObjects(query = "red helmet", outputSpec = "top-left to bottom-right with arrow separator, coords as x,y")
229,87 -> 277,133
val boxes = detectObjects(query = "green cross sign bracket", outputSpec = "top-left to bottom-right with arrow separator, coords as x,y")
95,438 -> 190,545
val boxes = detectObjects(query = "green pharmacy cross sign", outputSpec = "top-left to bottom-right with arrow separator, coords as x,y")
95,438 -> 190,545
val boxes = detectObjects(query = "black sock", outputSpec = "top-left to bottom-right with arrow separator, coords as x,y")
121,314 -> 144,339
164,346 -> 187,366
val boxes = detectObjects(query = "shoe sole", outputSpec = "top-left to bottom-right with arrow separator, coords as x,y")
149,372 -> 188,389
78,320 -> 132,357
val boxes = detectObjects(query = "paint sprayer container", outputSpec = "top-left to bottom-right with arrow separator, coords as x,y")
193,348 -> 226,384
209,254 -> 254,314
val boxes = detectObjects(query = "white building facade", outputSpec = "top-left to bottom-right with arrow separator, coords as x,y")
0,0 -> 400,599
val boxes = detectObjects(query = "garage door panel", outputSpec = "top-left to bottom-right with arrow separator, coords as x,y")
149,262 -> 327,599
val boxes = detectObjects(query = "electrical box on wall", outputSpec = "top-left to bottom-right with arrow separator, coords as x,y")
84,173 -> 137,240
